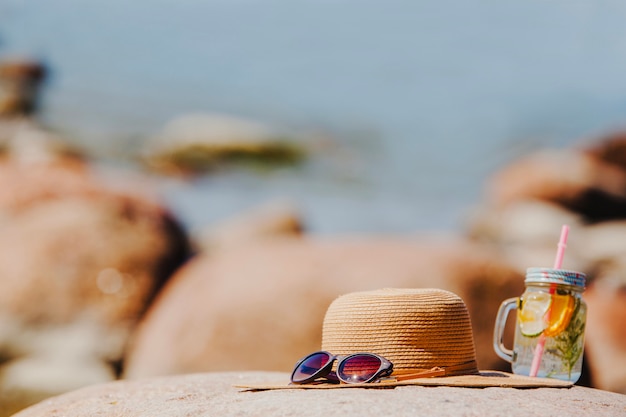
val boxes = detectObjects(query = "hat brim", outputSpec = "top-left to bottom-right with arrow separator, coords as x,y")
235,371 -> 573,391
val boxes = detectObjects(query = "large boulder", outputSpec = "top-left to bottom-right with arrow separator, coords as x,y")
465,200 -> 588,272
482,148 -> 626,223
0,193 -> 184,324
0,58 -> 47,117
585,130 -> 626,172
579,222 -> 626,394
0,155 -> 190,416
584,274 -> 626,394
194,199 -> 304,252
124,235 -> 525,379
9,372 -> 626,417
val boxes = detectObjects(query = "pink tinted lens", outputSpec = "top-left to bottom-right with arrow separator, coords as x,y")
338,354 -> 382,383
292,352 -> 331,383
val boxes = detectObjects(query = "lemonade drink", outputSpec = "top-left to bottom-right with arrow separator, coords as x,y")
512,284 -> 586,381
494,268 -> 587,383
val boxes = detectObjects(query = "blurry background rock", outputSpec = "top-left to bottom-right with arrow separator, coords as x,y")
0,119 -> 85,165
0,58 -> 46,118
194,199 -> 304,252
123,235 -> 525,379
141,113 -> 308,176
0,128 -> 191,417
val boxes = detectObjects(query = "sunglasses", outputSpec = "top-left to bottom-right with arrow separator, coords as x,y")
290,351 -> 394,384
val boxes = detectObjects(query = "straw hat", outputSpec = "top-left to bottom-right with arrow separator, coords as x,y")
321,288 -> 478,377
236,288 -> 574,390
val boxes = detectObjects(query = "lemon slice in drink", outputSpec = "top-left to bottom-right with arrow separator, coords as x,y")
519,292 -> 577,337
518,292 -> 551,337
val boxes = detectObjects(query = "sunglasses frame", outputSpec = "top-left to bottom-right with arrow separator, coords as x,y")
290,351 -> 394,384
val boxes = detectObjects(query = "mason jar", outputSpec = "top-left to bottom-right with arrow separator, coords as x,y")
493,267 -> 587,382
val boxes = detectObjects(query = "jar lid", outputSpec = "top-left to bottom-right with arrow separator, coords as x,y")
525,267 -> 586,288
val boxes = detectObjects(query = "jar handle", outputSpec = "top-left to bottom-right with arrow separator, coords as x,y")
493,297 -> 518,363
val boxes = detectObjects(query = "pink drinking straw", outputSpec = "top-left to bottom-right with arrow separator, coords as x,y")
529,224 -> 569,377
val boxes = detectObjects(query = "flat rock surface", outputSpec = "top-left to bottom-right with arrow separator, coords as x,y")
11,372 -> 626,417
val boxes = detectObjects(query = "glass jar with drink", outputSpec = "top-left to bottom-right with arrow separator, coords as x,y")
493,267 -> 587,382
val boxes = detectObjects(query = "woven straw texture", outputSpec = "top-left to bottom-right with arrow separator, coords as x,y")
321,288 -> 478,376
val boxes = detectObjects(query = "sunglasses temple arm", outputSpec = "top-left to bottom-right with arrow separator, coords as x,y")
325,371 -> 339,382
392,367 -> 446,381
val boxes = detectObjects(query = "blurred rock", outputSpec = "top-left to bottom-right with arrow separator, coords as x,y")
141,113 -> 306,175
579,220 -> 626,264
0,58 -> 47,117
195,199 -> 304,252
0,119 -> 85,164
584,130 -> 626,172
0,196 -> 183,324
466,200 -> 588,273
124,235 -> 524,379
579,222 -> 626,394
0,322 -> 117,416
584,260 -> 626,394
484,148 -> 626,223
0,155 -> 191,415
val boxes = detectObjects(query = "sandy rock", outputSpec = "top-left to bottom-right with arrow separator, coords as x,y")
0,120 -> 85,164
584,130 -> 626,171
0,355 -> 115,417
0,192 -> 186,325
11,372 -> 626,417
196,199 -> 304,251
124,235 -> 525,379
0,319 -> 128,369
0,161 -> 96,220
467,200 -> 583,245
465,200 -> 589,273
484,149 -> 626,223
583,259 -> 626,394
0,58 -> 46,117
0,159 -> 191,416
580,221 -> 626,264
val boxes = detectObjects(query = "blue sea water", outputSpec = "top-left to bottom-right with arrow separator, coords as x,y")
2,0 -> 626,234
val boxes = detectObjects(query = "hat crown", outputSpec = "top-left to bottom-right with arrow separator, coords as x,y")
321,288 -> 478,376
